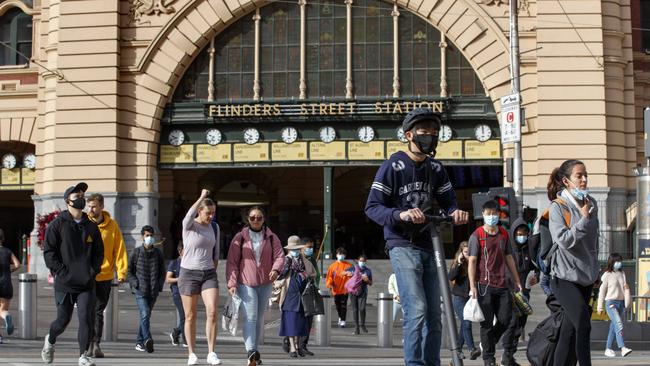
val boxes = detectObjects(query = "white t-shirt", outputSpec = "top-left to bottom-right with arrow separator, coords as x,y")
249,228 -> 263,265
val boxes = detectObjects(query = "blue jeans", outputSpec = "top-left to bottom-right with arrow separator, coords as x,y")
605,299 -> 625,349
135,294 -> 157,344
237,283 -> 273,352
390,246 -> 442,366
452,295 -> 475,352
172,293 -> 185,338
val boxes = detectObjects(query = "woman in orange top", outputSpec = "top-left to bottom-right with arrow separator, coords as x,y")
325,247 -> 353,327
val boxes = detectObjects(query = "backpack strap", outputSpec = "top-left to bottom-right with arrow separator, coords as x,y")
551,198 -> 572,227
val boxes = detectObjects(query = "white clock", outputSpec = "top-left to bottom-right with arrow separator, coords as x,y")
474,124 -> 492,142
243,127 -> 260,144
396,127 -> 407,143
281,127 -> 298,144
2,153 -> 16,169
23,153 -> 36,169
439,125 -> 452,142
206,128 -> 222,145
358,126 -> 375,143
319,126 -> 336,143
168,130 -> 185,146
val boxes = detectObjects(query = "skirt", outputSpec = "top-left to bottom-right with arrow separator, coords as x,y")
279,310 -> 309,337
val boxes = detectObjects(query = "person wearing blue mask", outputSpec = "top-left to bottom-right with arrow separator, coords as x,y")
345,255 -> 373,335
597,253 -> 632,358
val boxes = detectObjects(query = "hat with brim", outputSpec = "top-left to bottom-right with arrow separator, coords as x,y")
63,182 -> 88,201
285,235 -> 305,250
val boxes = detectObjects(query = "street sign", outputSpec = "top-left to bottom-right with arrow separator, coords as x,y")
500,93 -> 521,144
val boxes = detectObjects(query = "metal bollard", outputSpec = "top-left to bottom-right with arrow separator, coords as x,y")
102,281 -> 119,342
19,273 -> 37,339
313,289 -> 331,346
377,292 -> 393,347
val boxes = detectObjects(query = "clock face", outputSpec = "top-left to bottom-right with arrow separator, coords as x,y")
2,154 -> 16,169
281,127 -> 298,144
474,124 -> 492,142
23,153 -> 36,169
319,126 -> 336,143
206,128 -> 222,145
358,126 -> 375,143
397,127 -> 407,143
243,127 -> 260,144
439,125 -> 452,142
168,130 -> 185,146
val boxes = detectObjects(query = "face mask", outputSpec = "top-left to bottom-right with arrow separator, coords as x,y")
303,248 -> 314,257
336,254 -> 345,261
483,214 -> 499,227
516,236 -> 528,244
613,261 -> 622,271
143,236 -> 155,247
358,261 -> 366,268
571,187 -> 589,201
69,197 -> 86,210
289,250 -> 300,258
412,134 -> 438,155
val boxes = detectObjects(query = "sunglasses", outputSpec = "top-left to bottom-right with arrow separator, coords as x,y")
249,216 -> 264,221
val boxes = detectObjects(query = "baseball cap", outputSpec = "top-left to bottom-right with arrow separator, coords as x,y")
63,182 -> 88,201
402,107 -> 442,132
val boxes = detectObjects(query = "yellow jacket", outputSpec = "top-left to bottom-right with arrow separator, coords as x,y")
91,211 -> 128,282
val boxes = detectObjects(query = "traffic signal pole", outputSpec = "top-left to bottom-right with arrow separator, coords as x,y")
510,0 -> 524,216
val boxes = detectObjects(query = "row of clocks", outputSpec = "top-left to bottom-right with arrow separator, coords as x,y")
167,124 -> 494,146
2,153 -> 36,170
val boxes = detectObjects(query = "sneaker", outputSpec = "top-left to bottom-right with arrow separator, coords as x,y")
187,353 -> 198,365
340,320 -> 346,328
360,325 -> 368,333
93,343 -> 104,358
5,314 -> 13,335
135,343 -> 145,352
622,347 -> 632,357
247,350 -> 257,366
353,327 -> 360,335
604,349 -> 616,357
484,359 -> 497,366
458,351 -> 465,360
254,350 -> 262,365
41,334 -> 55,363
78,353 -> 96,366
289,351 -> 298,358
470,348 -> 482,360
144,338 -> 154,353
206,352 -> 222,365
170,332 -> 179,346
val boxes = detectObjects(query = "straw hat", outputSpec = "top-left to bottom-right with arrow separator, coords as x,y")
285,235 -> 305,250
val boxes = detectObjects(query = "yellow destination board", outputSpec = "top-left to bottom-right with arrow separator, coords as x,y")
386,141 -> 407,156
436,140 -> 463,160
348,141 -> 385,160
233,143 -> 270,162
1,168 -> 20,185
21,168 -> 35,184
196,144 -> 232,163
272,142 -> 308,161
160,145 -> 194,164
310,141 -> 346,160
464,140 -> 501,159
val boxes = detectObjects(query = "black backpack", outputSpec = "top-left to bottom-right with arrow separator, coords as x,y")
526,297 -> 576,366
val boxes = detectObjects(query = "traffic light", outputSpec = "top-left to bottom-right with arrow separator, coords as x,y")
471,191 -> 493,220
489,187 -> 516,230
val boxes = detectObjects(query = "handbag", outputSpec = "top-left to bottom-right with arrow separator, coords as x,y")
344,265 -> 363,296
301,279 -> 325,316
623,273 -> 632,309
463,297 -> 485,322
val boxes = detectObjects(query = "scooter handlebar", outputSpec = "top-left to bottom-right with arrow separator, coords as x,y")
403,213 -> 453,223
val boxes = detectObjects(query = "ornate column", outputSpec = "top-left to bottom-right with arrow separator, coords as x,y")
345,0 -> 353,98
253,8 -> 261,100
207,37 -> 216,101
299,0 -> 307,99
392,3 -> 400,98
439,31 -> 448,98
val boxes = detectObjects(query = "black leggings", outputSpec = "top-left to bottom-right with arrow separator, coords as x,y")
551,278 -> 593,366
334,294 -> 348,321
49,290 -> 94,355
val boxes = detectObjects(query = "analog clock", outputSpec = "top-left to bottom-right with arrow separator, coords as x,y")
23,153 -> 36,169
396,127 -> 407,143
206,128 -> 222,146
243,127 -> 260,144
357,126 -> 375,143
319,126 -> 336,143
474,124 -> 492,142
439,125 -> 452,142
281,127 -> 298,144
2,153 -> 16,169
168,130 -> 185,146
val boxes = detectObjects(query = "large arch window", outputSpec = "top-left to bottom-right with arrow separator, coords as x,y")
260,3 -> 300,98
0,8 -> 32,66
398,10 -> 440,97
306,1 -> 346,98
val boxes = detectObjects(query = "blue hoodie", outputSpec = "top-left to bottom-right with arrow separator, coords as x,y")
364,151 -> 458,251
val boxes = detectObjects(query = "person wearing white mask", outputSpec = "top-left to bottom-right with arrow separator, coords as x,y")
325,247 -> 353,328
345,254 -> 373,335
127,225 -> 165,354
598,252 -> 632,358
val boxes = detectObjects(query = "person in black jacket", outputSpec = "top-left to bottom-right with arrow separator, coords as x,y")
449,241 -> 480,361
41,182 -> 104,366
128,225 -> 165,354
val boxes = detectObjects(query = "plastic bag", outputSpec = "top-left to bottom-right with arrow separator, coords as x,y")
221,294 -> 241,336
463,297 -> 485,322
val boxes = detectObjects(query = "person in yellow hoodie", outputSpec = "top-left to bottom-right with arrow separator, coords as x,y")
86,193 -> 128,358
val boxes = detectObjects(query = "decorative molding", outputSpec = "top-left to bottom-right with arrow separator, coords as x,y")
476,0 -> 530,16
130,0 -> 176,25
0,0 -> 37,17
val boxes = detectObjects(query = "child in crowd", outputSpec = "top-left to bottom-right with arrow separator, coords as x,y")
166,243 -> 187,347
325,247 -> 353,327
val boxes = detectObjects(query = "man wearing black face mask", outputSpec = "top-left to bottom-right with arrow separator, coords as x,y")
42,182 -> 104,366
365,108 -> 469,366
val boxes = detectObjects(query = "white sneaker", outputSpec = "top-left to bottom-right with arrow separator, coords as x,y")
604,349 -> 616,357
78,353 -> 96,366
41,334 -> 55,364
207,352 -> 222,365
187,353 -> 199,365
622,347 -> 632,357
